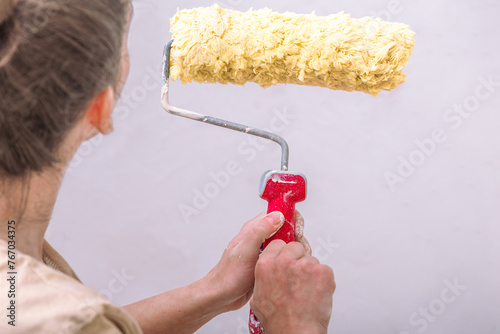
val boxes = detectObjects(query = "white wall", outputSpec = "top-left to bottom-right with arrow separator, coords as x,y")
47,0 -> 500,333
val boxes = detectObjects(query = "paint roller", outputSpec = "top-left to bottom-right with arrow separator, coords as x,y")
161,5 -> 414,333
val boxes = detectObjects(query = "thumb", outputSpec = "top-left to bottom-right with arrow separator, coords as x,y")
236,211 -> 285,260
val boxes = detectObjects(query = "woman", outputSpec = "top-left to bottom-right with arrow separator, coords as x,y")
0,0 -> 335,333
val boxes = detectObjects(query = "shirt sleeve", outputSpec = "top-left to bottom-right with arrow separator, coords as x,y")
77,314 -> 126,333
74,304 -> 143,334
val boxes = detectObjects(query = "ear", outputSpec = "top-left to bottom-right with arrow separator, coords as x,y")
84,87 -> 115,136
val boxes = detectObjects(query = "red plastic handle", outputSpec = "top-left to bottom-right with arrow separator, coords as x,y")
249,171 -> 307,334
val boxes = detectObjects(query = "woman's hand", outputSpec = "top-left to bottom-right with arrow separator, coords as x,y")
250,241 -> 336,334
125,211 -> 316,334
206,211 -> 310,312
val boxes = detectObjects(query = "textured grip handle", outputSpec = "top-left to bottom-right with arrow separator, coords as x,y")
249,171 -> 307,334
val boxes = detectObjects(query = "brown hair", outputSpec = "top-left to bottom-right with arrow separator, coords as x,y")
0,0 -> 130,177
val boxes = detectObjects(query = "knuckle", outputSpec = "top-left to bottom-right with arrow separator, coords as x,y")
268,239 -> 286,247
279,255 -> 291,265
323,265 -> 335,280
255,256 -> 273,273
261,240 -> 285,255
315,263 -> 330,274
285,241 -> 304,253
331,279 -> 337,293
314,265 -> 336,291
297,258 -> 312,271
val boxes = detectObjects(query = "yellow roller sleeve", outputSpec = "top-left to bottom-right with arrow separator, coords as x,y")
170,5 -> 415,96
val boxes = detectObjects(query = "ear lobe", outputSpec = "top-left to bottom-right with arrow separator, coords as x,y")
85,87 -> 115,135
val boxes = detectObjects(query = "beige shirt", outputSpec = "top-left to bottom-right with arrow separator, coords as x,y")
0,238 -> 143,334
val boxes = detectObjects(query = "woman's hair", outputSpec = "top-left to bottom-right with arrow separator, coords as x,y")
0,0 -> 130,177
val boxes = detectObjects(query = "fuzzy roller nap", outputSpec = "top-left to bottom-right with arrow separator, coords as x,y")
170,5 -> 415,96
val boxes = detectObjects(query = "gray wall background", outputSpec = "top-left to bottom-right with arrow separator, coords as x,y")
48,0 -> 500,333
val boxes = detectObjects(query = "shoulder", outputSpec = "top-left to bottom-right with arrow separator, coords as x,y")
0,245 -> 142,334
67,303 -> 143,334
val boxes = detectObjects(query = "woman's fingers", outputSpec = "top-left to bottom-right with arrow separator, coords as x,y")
261,240 -> 307,261
294,210 -> 305,240
226,211 -> 266,250
258,239 -> 285,260
235,211 -> 285,260
228,210 -> 311,258
299,255 -> 320,266
296,234 -> 312,256
282,241 -> 307,260
294,210 -> 312,256
252,241 -> 335,333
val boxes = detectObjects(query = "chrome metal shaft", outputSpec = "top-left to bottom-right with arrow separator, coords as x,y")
161,40 -> 290,171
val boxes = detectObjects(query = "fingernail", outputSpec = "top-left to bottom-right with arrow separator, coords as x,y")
266,212 -> 285,237
266,211 -> 284,225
